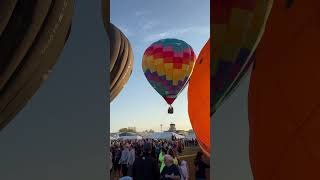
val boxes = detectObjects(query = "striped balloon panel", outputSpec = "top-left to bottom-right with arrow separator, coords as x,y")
142,39 -> 195,103
211,0 -> 272,111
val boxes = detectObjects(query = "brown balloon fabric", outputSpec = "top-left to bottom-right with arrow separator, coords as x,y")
188,39 -> 210,157
101,0 -> 109,31
0,0 -> 18,37
248,0 -> 320,179
0,0 -> 51,89
108,23 -> 133,102
0,0 -> 74,130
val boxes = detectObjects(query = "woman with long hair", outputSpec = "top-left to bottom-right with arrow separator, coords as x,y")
113,146 -> 122,179
194,151 -> 209,180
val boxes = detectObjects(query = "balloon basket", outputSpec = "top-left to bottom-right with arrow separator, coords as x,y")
168,106 -> 173,114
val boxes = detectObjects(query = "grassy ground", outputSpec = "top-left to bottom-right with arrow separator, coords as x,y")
111,146 -> 210,180
179,146 -> 210,180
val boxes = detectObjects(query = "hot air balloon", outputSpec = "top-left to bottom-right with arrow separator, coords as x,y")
142,38 -> 195,114
101,0 -> 109,31
188,39 -> 210,157
248,0 -> 320,179
108,23 -> 134,102
211,0 -> 273,115
0,0 -> 74,130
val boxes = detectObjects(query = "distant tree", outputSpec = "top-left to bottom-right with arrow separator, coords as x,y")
119,128 -> 136,133
148,129 -> 154,133
187,129 -> 194,133
119,128 -> 128,133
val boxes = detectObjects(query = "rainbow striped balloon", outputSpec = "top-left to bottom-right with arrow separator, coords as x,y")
142,39 -> 196,106
211,0 -> 273,115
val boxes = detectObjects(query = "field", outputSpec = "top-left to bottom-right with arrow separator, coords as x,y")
179,146 -> 210,180
111,146 -> 210,180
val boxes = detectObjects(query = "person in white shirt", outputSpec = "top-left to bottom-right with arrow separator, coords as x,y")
127,145 -> 135,177
179,160 -> 189,180
118,144 -> 130,177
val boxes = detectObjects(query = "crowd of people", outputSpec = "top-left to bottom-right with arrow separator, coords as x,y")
109,136 -> 209,180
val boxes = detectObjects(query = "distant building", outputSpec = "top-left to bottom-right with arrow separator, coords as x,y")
168,123 -> 176,132
128,127 -> 136,132
176,130 -> 187,136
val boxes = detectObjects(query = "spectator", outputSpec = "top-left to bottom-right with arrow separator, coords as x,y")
194,151 -> 209,180
119,144 -> 130,177
127,145 -> 135,176
113,146 -> 122,179
110,138 -> 199,179
151,143 -> 156,159
178,160 -> 189,180
159,148 -> 166,173
168,149 -> 178,166
132,143 -> 160,180
155,142 -> 161,159
160,155 -> 181,180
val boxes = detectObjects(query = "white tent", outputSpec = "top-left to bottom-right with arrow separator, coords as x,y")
185,133 -> 196,140
145,132 -> 185,140
117,135 -> 143,140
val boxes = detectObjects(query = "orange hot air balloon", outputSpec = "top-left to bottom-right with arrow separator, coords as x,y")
188,39 -> 210,157
248,0 -> 320,179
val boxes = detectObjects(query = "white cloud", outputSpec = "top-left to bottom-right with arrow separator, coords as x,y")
144,32 -> 171,42
141,21 -> 159,31
144,26 -> 209,42
135,10 -> 150,17
117,25 -> 132,37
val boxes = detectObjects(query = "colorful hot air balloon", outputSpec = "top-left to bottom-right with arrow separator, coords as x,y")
188,39 -> 210,157
211,0 -> 273,115
248,0 -> 320,179
142,38 -> 195,114
0,0 -> 74,130
108,23 -> 134,102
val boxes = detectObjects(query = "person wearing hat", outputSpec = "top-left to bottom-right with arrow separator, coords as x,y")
132,143 -> 160,180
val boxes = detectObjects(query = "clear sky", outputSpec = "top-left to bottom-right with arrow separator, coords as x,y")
110,0 -> 210,132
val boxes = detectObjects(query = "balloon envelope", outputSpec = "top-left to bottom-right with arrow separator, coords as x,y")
211,0 -> 273,115
101,0 -> 109,31
108,23 -> 134,102
249,1 -> 320,179
188,39 -> 210,157
0,0 -> 74,130
142,38 -> 195,106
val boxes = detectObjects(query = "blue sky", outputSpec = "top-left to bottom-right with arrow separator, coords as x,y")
110,0 -> 210,132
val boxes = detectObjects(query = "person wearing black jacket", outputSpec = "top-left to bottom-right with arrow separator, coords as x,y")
194,151 -> 209,180
160,155 -> 181,180
132,143 -> 160,180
